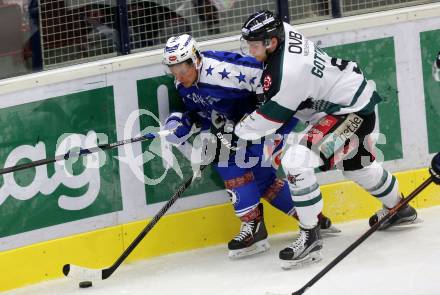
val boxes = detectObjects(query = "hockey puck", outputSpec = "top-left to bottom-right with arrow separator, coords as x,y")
79,281 -> 93,288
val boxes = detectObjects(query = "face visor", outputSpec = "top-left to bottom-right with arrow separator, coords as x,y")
163,61 -> 195,79
240,37 -> 271,56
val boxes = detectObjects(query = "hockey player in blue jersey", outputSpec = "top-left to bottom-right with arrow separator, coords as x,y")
161,34 -> 337,259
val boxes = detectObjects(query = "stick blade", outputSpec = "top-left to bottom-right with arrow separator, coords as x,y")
63,264 -> 103,281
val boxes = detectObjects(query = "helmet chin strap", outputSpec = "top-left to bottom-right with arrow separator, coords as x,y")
264,39 -> 273,58
194,57 -> 203,85
264,38 -> 281,58
195,57 -> 202,71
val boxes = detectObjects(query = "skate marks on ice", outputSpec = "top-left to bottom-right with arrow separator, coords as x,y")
6,207 -> 440,295
266,210 -> 439,295
228,239 -> 271,259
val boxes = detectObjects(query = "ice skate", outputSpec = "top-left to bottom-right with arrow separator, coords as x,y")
369,202 -> 418,230
279,224 -> 322,269
319,214 -> 341,234
228,203 -> 270,259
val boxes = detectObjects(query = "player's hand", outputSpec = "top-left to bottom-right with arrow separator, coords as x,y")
433,51 -> 440,82
429,152 -> 440,184
164,112 -> 195,145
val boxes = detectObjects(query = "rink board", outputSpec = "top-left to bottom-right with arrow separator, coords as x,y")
0,3 -> 439,292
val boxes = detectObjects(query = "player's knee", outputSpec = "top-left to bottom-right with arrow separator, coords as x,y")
342,160 -> 383,189
285,168 -> 317,190
281,145 -> 320,171
261,178 -> 285,203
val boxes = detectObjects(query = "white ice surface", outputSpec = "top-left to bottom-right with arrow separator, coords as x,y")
5,206 -> 440,295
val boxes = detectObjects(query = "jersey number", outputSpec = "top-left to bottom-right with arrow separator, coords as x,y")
311,52 -> 362,79
331,58 -> 361,74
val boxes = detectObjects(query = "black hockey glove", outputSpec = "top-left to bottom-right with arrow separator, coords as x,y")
210,110 -> 242,163
433,51 -> 440,82
430,153 -> 440,185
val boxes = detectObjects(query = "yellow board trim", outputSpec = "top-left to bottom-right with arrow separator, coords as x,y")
1,168 -> 439,292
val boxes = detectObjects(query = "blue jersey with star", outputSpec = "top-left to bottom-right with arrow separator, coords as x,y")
176,51 -> 263,127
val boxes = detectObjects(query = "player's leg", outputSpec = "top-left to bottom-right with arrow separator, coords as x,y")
278,144 -> 324,269
252,164 -> 338,233
250,129 -> 338,233
339,112 -> 417,230
215,164 -> 270,258
343,162 -> 417,229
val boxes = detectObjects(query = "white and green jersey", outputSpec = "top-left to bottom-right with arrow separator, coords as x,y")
235,22 -> 381,140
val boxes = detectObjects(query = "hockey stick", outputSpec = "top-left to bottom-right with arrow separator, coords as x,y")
63,163 -> 208,281
0,130 -> 172,175
267,176 -> 433,295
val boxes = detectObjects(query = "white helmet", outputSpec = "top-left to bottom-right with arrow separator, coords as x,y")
163,34 -> 200,66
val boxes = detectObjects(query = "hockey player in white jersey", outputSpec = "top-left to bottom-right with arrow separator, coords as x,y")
235,10 -> 418,269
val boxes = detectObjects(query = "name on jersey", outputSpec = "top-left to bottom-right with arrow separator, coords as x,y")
311,47 -> 326,78
288,31 -> 303,54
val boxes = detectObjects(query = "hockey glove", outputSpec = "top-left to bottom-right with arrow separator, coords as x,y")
210,110 -> 242,162
433,51 -> 440,82
164,112 -> 200,146
429,152 -> 440,185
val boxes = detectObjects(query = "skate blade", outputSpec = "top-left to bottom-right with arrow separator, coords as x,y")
280,250 -> 322,270
321,225 -> 341,234
397,217 -> 423,226
228,239 -> 270,259
386,217 -> 423,230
